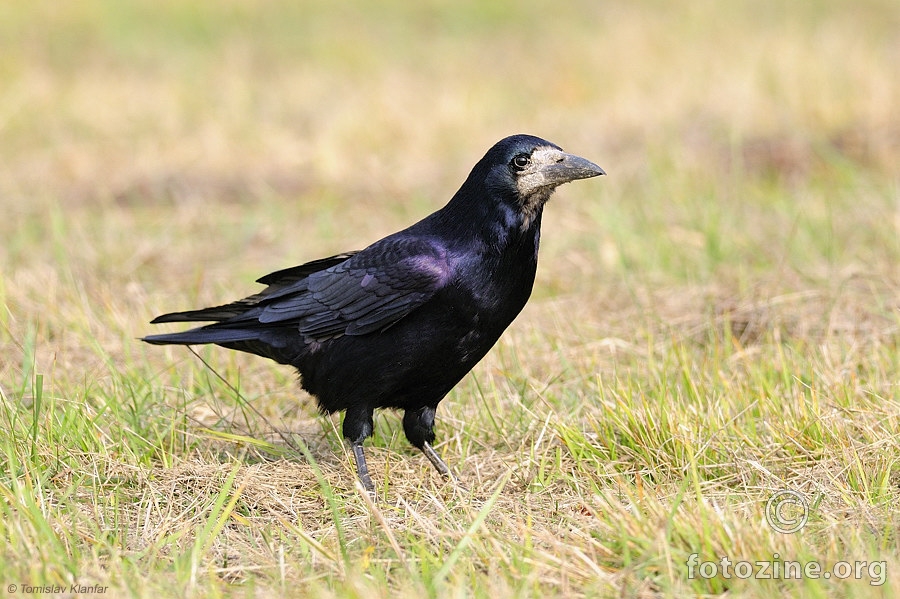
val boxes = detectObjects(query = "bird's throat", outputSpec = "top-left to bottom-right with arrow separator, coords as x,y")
518,187 -> 553,232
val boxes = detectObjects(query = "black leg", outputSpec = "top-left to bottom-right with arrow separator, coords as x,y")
421,440 -> 454,480
351,442 -> 376,494
343,407 -> 376,493
403,405 -> 456,481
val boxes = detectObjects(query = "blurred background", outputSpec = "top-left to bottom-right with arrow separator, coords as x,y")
3,0 -> 897,289
2,0 -> 899,436
1,1 -> 898,595
2,0 -> 899,432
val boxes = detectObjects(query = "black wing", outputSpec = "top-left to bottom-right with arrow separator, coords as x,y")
258,237 -> 451,341
149,238 -> 451,343
150,252 -> 358,324
256,252 -> 359,286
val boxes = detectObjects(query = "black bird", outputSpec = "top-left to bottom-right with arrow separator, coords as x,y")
144,134 -> 604,492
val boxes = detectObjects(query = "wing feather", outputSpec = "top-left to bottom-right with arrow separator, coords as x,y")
151,238 -> 450,344
256,237 -> 450,341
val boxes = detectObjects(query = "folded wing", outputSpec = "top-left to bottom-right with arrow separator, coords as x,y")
146,238 -> 451,344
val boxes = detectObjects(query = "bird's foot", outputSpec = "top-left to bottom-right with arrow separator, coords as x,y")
421,441 -> 468,490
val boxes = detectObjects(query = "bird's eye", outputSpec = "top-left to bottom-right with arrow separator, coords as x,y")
511,154 -> 531,171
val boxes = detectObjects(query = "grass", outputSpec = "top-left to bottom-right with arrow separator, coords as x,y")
1,0 -> 899,596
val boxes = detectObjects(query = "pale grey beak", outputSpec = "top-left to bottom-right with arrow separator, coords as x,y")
541,152 -> 606,185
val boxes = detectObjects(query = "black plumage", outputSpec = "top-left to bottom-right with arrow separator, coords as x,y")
144,134 -> 604,491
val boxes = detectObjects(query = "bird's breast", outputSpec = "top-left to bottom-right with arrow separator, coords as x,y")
446,251 -> 537,333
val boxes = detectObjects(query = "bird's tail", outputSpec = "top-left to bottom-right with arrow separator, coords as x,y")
142,326 -> 260,346
144,298 -> 266,345
149,304 -> 252,324
143,325 -> 297,366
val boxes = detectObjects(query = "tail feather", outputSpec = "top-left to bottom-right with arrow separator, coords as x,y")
145,251 -> 358,349
143,326 -> 298,365
148,251 -> 358,325
142,327 -> 261,346
150,305 -> 251,324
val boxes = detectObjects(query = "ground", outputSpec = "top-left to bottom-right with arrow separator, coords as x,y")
1,1 -> 898,597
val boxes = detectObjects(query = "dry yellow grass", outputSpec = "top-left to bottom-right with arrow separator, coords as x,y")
1,1 -> 898,597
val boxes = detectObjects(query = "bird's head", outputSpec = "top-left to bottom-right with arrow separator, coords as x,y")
473,134 -> 605,231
